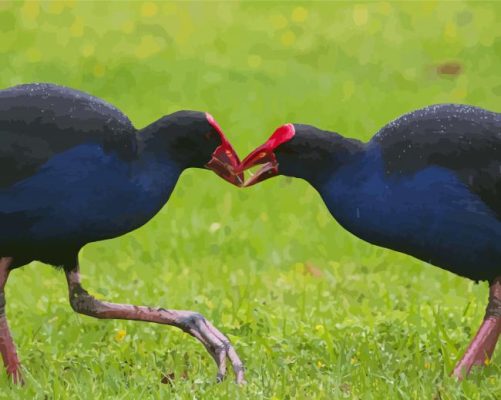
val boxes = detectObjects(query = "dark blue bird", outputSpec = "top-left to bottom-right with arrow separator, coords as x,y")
240,104 -> 501,379
0,83 -> 245,384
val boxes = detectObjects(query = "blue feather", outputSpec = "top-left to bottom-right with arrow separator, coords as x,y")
317,143 -> 501,281
0,142 -> 180,244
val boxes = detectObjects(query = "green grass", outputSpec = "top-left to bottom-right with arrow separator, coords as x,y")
1,1 -> 501,398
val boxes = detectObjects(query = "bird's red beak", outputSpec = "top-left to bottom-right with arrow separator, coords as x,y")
204,113 -> 244,187
239,124 -> 295,187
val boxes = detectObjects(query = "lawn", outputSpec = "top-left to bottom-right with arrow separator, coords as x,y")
1,1 -> 501,398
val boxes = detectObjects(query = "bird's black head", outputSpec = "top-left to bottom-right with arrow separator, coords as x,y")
239,123 -> 363,186
141,110 -> 243,186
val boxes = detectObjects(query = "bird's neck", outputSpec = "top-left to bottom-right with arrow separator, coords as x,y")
283,136 -> 365,187
315,143 -> 374,210
136,123 -> 183,169
118,131 -> 184,224
133,131 -> 183,187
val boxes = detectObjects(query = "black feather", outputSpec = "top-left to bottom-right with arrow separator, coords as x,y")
374,104 -> 501,218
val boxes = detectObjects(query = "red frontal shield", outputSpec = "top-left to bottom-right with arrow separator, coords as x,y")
205,113 -> 243,186
239,124 -> 295,186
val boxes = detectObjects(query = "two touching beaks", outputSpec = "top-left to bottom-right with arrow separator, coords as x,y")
204,113 -> 296,187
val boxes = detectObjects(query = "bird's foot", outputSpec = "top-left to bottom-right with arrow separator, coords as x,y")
65,268 -> 245,384
452,316 -> 500,379
453,278 -> 501,380
177,311 -> 245,384
0,323 -> 23,385
0,258 -> 23,385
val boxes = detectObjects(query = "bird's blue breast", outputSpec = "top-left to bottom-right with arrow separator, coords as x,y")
317,144 -> 501,281
0,142 -> 180,245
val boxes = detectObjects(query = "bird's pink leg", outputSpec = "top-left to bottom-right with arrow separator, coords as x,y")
0,257 -> 22,384
65,266 -> 245,384
452,276 -> 501,379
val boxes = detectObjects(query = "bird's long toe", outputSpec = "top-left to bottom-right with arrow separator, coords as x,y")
6,366 -> 23,385
180,312 -> 245,384
202,319 -> 245,384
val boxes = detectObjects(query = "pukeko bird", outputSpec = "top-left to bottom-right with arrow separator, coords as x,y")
0,83 -> 245,384
239,104 -> 501,379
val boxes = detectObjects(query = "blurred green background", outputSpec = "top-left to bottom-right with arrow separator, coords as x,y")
1,1 -> 500,398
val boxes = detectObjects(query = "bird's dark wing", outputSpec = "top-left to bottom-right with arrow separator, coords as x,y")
373,104 -> 501,217
0,83 -> 137,187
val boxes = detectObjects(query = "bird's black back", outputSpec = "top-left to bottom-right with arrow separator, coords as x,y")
0,83 -> 137,187
373,104 -> 501,218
